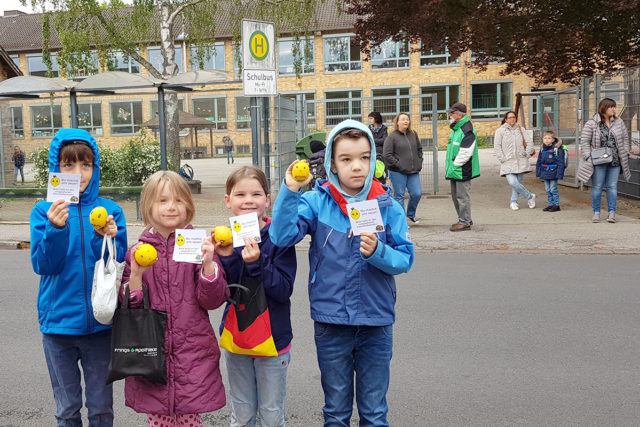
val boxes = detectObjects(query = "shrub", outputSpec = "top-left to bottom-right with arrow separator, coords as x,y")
30,129 -> 161,187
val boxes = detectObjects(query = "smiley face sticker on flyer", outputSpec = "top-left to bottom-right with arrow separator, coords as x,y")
229,212 -> 262,248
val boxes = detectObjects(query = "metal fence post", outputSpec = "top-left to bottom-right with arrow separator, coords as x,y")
431,93 -> 439,194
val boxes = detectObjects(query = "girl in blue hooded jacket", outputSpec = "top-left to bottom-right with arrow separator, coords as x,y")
30,129 -> 127,426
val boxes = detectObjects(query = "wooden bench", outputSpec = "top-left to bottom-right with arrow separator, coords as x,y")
181,146 -> 208,159
0,186 -> 144,221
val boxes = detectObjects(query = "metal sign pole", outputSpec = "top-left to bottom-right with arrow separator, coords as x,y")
263,96 -> 271,189
69,90 -> 78,128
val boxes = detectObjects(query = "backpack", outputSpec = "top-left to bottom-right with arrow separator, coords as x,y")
180,164 -> 194,181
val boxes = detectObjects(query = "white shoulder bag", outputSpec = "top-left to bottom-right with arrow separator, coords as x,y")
92,234 -> 125,325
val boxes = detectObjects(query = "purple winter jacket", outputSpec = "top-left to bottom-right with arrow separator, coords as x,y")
120,227 -> 227,416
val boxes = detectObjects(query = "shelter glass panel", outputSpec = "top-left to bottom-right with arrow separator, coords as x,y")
325,90 -> 362,126
278,38 -> 315,75
190,42 -> 225,71
110,101 -> 143,135
30,104 -> 62,137
371,39 -> 409,70
10,106 -> 24,139
192,97 -> 227,130
78,103 -> 103,136
372,87 -> 410,123
323,35 -> 362,72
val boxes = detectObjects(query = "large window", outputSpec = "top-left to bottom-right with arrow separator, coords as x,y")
66,51 -> 100,80
27,54 -> 59,77
324,90 -> 362,126
372,88 -> 410,123
278,38 -> 315,75
420,43 -> 460,66
150,98 -> 184,118
192,97 -> 227,130
281,92 -> 316,129
421,85 -> 460,121
190,42 -> 225,71
10,106 -> 24,139
78,103 -> 103,136
471,82 -> 512,119
30,104 -> 62,137
371,40 -> 409,70
147,46 -> 183,74
110,101 -> 143,135
235,96 -> 251,130
323,35 -> 361,73
108,51 -> 141,74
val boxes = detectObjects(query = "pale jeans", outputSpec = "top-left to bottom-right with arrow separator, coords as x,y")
505,173 -> 532,204
223,349 -> 290,427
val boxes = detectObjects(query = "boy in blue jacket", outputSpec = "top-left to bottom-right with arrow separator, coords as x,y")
30,128 -> 127,426
536,130 -> 566,212
270,119 -> 414,426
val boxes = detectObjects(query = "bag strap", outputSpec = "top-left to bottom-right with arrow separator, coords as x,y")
226,256 -> 264,305
518,125 -> 527,150
121,283 -> 151,310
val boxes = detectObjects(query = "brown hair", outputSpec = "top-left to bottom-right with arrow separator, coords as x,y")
500,111 -> 517,125
393,112 -> 411,131
59,142 -> 94,165
598,98 -> 617,121
543,130 -> 555,137
332,129 -> 370,159
140,170 -> 195,229
225,165 -> 269,195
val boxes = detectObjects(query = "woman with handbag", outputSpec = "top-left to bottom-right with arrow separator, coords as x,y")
494,111 -> 536,210
577,98 -> 632,223
120,171 -> 227,427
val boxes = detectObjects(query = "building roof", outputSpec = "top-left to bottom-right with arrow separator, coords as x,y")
0,2 -> 357,54
0,45 -> 22,77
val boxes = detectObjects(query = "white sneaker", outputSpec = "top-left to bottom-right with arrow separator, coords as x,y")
607,211 -> 616,223
592,212 -> 600,223
510,202 -> 519,210
527,193 -> 536,209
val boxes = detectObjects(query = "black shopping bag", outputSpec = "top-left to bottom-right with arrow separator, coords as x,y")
106,284 -> 167,384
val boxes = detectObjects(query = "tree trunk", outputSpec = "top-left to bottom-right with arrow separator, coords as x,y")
160,1 -> 181,172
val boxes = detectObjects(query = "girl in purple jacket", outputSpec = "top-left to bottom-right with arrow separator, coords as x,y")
215,166 -> 297,427
121,170 -> 227,427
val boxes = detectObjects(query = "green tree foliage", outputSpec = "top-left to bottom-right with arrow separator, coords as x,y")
345,0 -> 640,84
23,0 -> 328,170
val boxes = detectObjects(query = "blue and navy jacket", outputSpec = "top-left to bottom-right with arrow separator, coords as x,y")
30,129 -> 128,335
270,120 -> 414,326
218,220 -> 297,351
536,138 -> 566,180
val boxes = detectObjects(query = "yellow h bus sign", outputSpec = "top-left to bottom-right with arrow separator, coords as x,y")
249,31 -> 269,61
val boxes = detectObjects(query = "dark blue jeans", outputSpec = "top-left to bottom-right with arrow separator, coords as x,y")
42,331 -> 113,427
314,322 -> 393,427
227,150 -> 234,163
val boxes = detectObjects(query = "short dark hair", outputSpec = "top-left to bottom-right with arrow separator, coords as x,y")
332,129 -> 370,159
59,142 -> 94,165
368,111 -> 383,125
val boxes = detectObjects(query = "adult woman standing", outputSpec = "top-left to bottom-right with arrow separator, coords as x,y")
577,98 -> 631,223
368,111 -> 388,160
494,111 -> 536,210
383,112 -> 423,223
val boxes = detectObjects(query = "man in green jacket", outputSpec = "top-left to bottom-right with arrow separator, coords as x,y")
446,103 -> 480,231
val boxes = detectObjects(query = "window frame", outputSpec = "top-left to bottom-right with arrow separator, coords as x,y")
26,53 -> 59,77
371,86 -> 411,124
419,42 -> 460,67
189,42 -> 225,71
370,39 -> 410,71
470,80 -> 513,120
30,103 -> 63,138
77,102 -> 103,136
192,96 -> 228,131
277,37 -> 315,76
147,45 -> 183,74
66,51 -> 100,81
9,55 -> 20,69
10,105 -> 24,139
324,89 -> 363,127
234,96 -> 252,130
109,100 -> 143,135
150,98 -> 185,118
322,34 -> 362,73
420,84 -> 461,122
109,51 -> 141,74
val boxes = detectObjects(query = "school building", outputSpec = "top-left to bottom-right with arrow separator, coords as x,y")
0,3 -> 554,159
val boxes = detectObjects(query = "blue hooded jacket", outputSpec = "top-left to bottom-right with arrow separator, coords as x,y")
30,129 -> 128,335
269,120 -> 414,326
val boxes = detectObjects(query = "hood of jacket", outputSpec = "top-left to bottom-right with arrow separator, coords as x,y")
324,119 -> 377,203
48,128 -> 101,205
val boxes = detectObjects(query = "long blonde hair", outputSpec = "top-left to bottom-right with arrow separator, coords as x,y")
140,170 -> 195,230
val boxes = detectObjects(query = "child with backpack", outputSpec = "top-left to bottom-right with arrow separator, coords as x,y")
536,130 -> 566,212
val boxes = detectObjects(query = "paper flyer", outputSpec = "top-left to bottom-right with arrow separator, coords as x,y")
172,228 -> 207,264
229,212 -> 262,248
346,199 -> 385,235
46,172 -> 81,204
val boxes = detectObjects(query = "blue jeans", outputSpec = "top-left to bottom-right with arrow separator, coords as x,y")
223,349 -> 290,427
591,165 -> 620,213
505,173 -> 532,203
227,150 -> 234,163
42,331 -> 113,427
544,179 -> 559,206
14,165 -> 24,183
388,171 -> 422,219
314,322 -> 393,427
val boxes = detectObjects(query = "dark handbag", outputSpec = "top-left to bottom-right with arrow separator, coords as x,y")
219,260 -> 278,357
106,284 -> 167,384
591,147 -> 613,165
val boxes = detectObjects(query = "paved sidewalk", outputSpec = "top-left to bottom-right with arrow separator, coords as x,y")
2,151 -> 640,253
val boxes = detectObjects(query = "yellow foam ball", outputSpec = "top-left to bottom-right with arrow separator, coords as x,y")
292,161 -> 310,181
134,244 -> 158,267
213,226 -> 233,247
89,206 -> 108,228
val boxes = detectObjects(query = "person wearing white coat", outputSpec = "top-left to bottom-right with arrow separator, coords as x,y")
494,111 -> 536,210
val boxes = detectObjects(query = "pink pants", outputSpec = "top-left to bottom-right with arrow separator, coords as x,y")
147,413 -> 203,427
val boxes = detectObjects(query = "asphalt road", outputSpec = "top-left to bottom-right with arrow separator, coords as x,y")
1,251 -> 639,426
